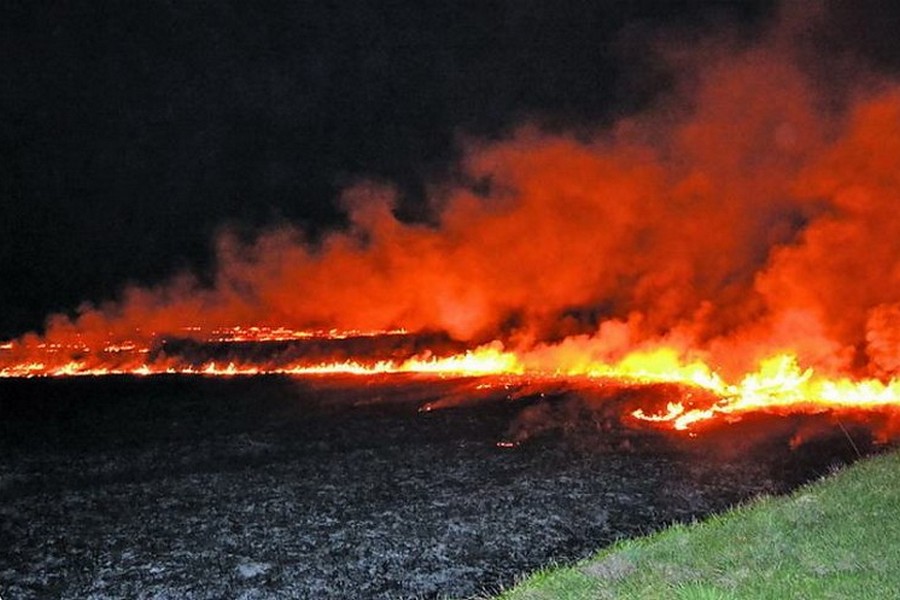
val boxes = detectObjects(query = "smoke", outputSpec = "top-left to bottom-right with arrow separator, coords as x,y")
15,5 -> 900,380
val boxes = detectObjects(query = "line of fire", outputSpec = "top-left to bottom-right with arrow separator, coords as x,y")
2,323 -> 898,438
2,40 -> 899,443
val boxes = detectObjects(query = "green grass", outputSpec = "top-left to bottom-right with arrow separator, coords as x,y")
494,450 -> 900,599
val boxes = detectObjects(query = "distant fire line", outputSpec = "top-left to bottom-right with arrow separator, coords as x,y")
2,328 -> 899,434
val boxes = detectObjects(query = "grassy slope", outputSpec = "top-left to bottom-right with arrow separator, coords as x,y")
495,450 -> 900,600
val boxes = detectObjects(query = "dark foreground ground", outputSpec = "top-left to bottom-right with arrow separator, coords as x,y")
0,375 -> 886,599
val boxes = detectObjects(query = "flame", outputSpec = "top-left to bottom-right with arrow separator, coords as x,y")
627,354 -> 900,430
0,334 -> 520,379
202,326 -> 408,343
2,329 -> 898,436
3,19 -> 900,439
398,343 -> 524,375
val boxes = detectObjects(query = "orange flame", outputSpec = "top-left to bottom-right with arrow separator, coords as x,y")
3,330 -> 898,435
626,353 -> 900,430
3,21 -> 900,439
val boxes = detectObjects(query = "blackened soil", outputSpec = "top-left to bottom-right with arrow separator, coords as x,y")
0,375 -> 886,599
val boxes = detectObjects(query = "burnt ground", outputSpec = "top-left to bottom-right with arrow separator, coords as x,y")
0,375 -> 888,599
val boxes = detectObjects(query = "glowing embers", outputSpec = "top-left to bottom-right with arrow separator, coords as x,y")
201,326 -> 408,343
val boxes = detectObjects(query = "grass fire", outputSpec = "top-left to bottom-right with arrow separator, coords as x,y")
4,3 -> 900,599
2,21 -> 899,437
2,326 -> 899,438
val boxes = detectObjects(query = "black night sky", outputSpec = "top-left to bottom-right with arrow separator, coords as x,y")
2,0 -> 898,339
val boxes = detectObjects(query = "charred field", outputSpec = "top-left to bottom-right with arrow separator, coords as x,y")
0,375 -> 889,599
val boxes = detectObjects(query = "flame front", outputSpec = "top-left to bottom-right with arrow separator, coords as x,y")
3,21 -> 900,439
2,328 -> 898,435
626,354 -> 900,431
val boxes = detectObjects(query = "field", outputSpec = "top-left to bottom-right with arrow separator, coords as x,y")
0,375 -> 885,599
497,449 -> 900,599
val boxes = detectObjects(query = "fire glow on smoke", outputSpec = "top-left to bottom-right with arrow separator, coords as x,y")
2,11 -> 899,436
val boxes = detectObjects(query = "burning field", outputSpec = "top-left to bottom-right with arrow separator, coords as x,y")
3,325 -> 899,439
2,4 -> 900,598
3,18 -> 900,438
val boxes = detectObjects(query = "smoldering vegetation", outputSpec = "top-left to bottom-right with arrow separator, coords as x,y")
154,331 -> 467,369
